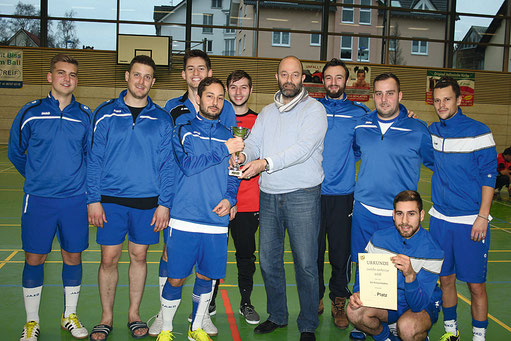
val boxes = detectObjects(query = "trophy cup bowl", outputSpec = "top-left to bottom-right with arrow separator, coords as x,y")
229,126 -> 251,177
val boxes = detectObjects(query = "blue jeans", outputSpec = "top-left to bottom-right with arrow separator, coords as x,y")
259,185 -> 321,333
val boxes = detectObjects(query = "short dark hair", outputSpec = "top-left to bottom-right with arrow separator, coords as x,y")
374,72 -> 400,92
503,147 -> 511,156
128,55 -> 156,74
227,70 -> 252,88
198,77 -> 225,97
183,49 -> 211,70
393,190 -> 423,212
433,76 -> 461,98
322,58 -> 349,80
50,53 -> 78,72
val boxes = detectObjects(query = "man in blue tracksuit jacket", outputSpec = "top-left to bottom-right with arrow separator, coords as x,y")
87,56 -> 174,341
9,53 -> 92,341
317,58 -> 370,328
428,77 -> 497,341
150,50 -> 236,337
156,77 -> 243,341
351,73 -> 434,265
347,190 -> 444,341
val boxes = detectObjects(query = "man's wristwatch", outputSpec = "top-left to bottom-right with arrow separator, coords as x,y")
263,158 -> 270,172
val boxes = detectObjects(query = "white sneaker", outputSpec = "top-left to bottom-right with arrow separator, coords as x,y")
20,321 -> 40,341
202,311 -> 218,337
148,313 -> 163,337
61,313 -> 88,339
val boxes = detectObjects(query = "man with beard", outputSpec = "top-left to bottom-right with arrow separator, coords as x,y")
149,49 -> 235,337
156,77 -> 243,341
350,73 -> 434,339
428,77 -> 497,341
347,190 -> 444,341
237,56 -> 327,341
88,55 -> 174,341
317,59 -> 370,329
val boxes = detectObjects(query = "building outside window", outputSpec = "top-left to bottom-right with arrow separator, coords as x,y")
203,14 -> 213,33
412,39 -> 428,55
273,31 -> 290,47
212,0 -> 222,9
224,38 -> 235,55
342,0 -> 354,23
341,35 -> 353,60
360,0 -> 372,25
358,36 -> 370,61
310,33 -> 320,46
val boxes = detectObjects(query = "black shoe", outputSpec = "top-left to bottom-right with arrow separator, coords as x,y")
300,332 -> 316,341
254,320 -> 287,334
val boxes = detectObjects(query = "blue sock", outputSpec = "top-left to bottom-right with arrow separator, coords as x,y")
443,305 -> 457,321
162,281 -> 182,301
191,277 -> 212,329
22,262 -> 44,288
473,319 -> 488,328
373,323 -> 390,341
159,257 -> 168,277
62,263 -> 82,287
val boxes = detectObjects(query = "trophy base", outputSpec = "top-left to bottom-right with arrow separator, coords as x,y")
229,169 -> 243,177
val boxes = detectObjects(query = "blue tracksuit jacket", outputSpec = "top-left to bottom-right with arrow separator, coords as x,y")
165,92 -> 236,127
87,90 -> 174,207
8,92 -> 92,198
429,109 -> 497,216
319,95 -> 370,196
353,104 -> 434,209
171,115 -> 240,228
354,227 -> 444,316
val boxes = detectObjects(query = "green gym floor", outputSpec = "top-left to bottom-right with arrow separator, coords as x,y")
1,144 -> 511,340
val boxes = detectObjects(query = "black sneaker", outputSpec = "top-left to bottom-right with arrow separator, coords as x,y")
254,320 -> 287,334
300,332 -> 316,341
239,304 -> 260,325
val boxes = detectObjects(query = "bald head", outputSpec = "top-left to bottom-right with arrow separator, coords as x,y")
278,56 -> 303,74
275,56 -> 305,103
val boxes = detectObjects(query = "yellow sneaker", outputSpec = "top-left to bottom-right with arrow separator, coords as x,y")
20,321 -> 40,341
156,330 -> 175,341
61,313 -> 88,339
188,327 -> 212,341
440,331 -> 460,341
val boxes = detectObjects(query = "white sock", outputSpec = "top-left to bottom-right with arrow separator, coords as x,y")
444,319 -> 458,334
473,326 -> 486,341
158,276 -> 167,315
23,286 -> 42,323
191,280 -> 215,332
63,285 -> 80,318
161,297 -> 180,331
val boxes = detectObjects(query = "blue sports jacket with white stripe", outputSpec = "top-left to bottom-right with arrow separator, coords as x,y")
87,90 -> 174,207
319,95 -> 370,196
8,92 -> 92,198
429,109 -> 497,216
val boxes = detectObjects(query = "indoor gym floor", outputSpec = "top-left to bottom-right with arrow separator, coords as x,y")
1,144 -> 511,340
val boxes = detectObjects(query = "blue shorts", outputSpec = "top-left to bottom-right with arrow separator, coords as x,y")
166,228 -> 228,280
388,287 -> 442,325
97,203 -> 159,245
21,194 -> 88,254
429,216 -> 490,283
351,201 -> 394,261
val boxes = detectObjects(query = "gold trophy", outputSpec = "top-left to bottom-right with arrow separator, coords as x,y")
229,126 -> 251,177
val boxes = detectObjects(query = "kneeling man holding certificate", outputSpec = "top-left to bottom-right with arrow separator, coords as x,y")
347,191 -> 444,341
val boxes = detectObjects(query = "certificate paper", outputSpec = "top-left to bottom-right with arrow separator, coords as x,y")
359,253 -> 397,310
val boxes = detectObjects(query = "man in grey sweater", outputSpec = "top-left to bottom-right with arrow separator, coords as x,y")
237,56 -> 328,341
